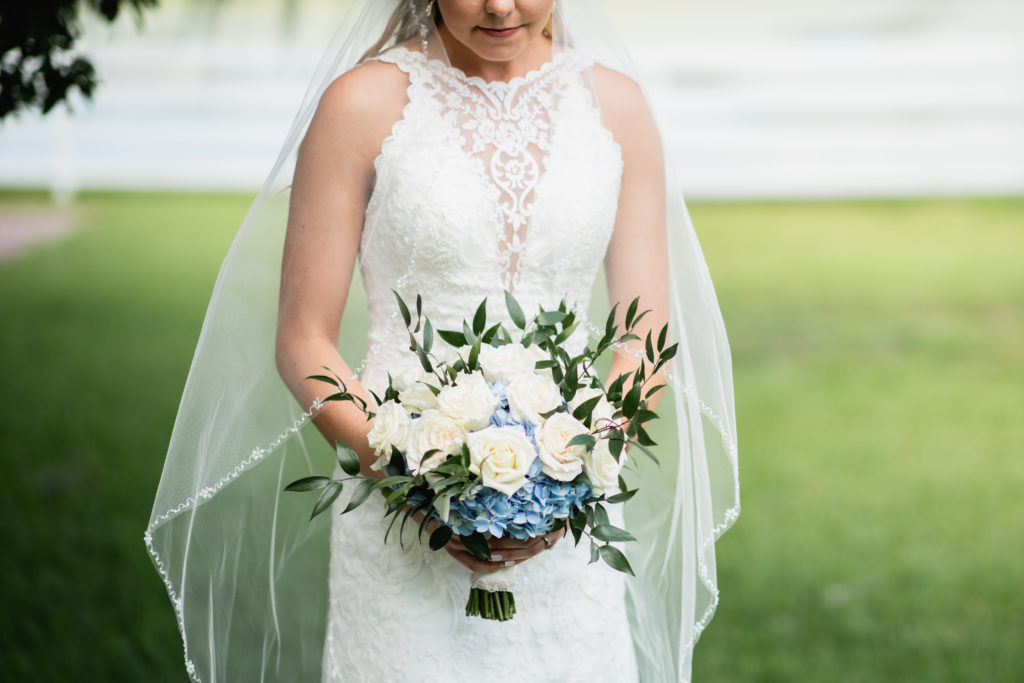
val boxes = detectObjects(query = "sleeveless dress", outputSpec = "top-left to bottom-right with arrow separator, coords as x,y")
321,47 -> 637,682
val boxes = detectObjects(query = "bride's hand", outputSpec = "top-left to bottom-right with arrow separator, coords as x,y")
415,512 -> 566,573
444,529 -> 567,573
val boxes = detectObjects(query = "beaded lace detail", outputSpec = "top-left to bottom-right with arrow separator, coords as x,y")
375,47 -> 607,292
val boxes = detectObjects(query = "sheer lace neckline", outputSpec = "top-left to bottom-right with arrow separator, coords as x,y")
388,46 -> 572,95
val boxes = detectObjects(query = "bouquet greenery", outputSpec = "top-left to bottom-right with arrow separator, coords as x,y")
286,291 -> 676,621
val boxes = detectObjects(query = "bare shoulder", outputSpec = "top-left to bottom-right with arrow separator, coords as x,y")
306,59 -> 410,160
587,63 -> 659,152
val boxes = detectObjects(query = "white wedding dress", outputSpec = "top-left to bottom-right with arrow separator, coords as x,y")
321,47 -> 638,682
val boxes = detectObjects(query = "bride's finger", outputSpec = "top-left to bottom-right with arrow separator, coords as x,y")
445,548 -> 521,573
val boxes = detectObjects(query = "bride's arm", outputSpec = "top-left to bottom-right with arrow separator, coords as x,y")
595,67 -> 671,412
276,62 -> 406,478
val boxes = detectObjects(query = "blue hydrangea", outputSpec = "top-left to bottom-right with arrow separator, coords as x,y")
446,458 -> 593,540
412,377 -> 595,540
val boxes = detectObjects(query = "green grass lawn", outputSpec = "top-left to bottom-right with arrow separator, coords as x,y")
1,192 -> 1021,681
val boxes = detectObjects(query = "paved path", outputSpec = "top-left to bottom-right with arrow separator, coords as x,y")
0,210 -> 76,261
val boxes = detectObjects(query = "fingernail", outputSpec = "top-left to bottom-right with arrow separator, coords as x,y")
491,554 -> 503,561
503,560 -> 516,567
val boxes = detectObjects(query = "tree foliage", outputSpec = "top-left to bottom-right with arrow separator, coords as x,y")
0,0 -> 157,121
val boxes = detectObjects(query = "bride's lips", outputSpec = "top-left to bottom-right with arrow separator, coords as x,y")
478,25 -> 522,39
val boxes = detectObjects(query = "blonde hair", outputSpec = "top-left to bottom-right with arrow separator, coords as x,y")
359,2 -> 555,63
359,1 -> 433,63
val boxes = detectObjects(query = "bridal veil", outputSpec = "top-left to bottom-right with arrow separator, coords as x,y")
145,1 -> 739,680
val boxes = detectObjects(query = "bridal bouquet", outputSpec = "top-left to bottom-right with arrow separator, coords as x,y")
287,291 -> 676,621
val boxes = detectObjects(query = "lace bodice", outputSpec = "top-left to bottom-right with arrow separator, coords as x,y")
358,47 -> 623,389
322,48 -> 636,683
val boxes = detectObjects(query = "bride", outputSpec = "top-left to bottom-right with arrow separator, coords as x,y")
146,1 -> 739,681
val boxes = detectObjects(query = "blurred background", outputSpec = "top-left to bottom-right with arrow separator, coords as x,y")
1,0 -> 1021,680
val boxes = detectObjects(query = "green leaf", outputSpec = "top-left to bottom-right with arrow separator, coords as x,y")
383,447 -> 405,477
311,481 -> 343,519
594,503 -> 611,527
399,502 -> 426,547
305,374 -> 340,387
623,383 -> 642,419
570,511 -> 587,545
481,322 -> 502,344
423,318 -> 434,353
588,541 -> 600,565
342,478 -> 376,514
394,290 -> 411,328
336,441 -> 362,477
369,388 -> 384,406
550,361 -> 563,384
415,293 -> 423,325
468,337 -> 481,370
604,302 -> 620,338
536,310 -> 565,326
604,489 -> 638,504
661,342 -> 679,362
437,329 -> 467,347
564,362 -> 579,393
657,324 -> 668,351
591,524 -> 637,543
371,475 -> 412,490
634,408 -> 658,424
383,504 -> 403,545
609,431 -> 624,461
599,544 -> 635,576
625,297 -> 639,329
571,395 -> 601,423
462,320 -> 476,346
554,321 -> 579,345
473,298 -> 488,335
416,345 -> 433,373
429,525 -> 453,551
504,290 -> 526,329
645,383 -> 667,399
284,476 -> 332,492
636,423 -> 657,447
645,331 -> 655,363
462,532 -> 491,562
567,433 -> 596,450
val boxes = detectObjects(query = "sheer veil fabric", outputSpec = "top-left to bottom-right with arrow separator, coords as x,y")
145,1 -> 739,681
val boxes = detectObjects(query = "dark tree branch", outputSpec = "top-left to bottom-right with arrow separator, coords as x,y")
0,0 -> 158,121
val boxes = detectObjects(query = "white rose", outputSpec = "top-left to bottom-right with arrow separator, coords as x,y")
536,413 -> 587,482
467,425 -> 536,497
506,372 -> 563,426
404,409 -> 465,475
436,371 -> 498,431
398,371 -> 441,414
568,386 -> 616,427
391,366 -> 422,393
582,438 -> 626,497
478,343 -> 537,383
366,400 -> 411,469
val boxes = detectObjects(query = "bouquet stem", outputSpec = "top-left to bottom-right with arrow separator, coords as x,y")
465,587 -> 516,621
466,566 -> 518,621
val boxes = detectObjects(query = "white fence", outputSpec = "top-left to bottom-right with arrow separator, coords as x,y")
1,0 -> 1021,199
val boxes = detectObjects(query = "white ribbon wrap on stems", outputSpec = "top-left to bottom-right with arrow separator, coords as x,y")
471,566 -> 518,593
